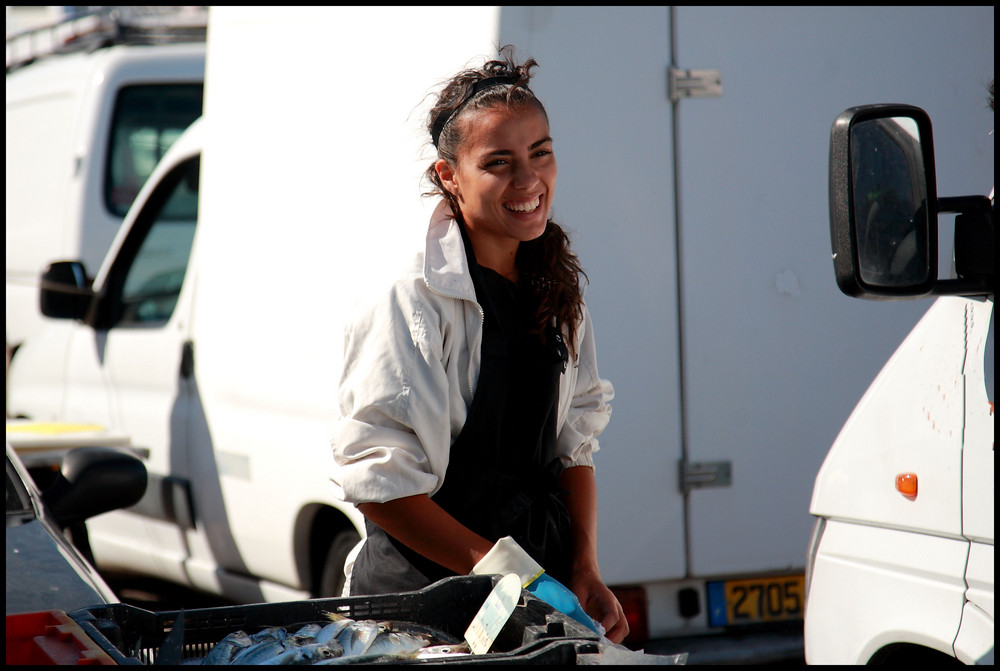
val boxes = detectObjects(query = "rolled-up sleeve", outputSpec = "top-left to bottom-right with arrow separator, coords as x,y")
332,282 -> 454,504
555,304 -> 614,470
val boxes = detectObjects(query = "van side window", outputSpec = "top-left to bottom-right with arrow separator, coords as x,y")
114,157 -> 198,327
105,84 -> 204,217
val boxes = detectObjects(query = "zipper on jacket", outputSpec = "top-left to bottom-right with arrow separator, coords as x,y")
424,278 -> 484,401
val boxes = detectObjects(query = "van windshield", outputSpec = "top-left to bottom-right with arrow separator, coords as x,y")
105,84 -> 204,217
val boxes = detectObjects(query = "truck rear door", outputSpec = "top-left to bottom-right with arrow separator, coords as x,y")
500,6 -> 991,633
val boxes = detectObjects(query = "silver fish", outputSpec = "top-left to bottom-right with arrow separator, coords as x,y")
205,617 -> 463,665
363,630 -> 431,657
377,620 -> 461,646
200,630 -> 253,665
230,639 -> 288,665
250,626 -> 288,643
258,642 -> 342,665
415,642 -> 472,659
314,640 -> 471,665
312,619 -> 353,647
334,619 -> 382,656
314,652 -> 399,666
283,623 -> 323,649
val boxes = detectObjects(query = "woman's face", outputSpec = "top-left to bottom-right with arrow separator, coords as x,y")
436,102 -> 557,273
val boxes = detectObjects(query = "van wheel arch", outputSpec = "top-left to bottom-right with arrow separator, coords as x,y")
318,527 -> 362,598
303,506 -> 361,598
868,643 -> 962,666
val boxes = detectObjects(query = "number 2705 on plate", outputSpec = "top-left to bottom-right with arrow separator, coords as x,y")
706,575 -> 805,627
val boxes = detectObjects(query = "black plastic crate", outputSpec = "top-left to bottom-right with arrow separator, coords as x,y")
68,575 -> 601,665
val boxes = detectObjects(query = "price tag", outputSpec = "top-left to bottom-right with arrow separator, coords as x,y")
464,573 -> 521,655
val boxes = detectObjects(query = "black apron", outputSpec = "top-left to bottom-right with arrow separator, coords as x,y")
350,226 -> 572,595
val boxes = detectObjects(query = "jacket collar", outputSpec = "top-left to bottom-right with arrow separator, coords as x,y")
424,199 -> 477,302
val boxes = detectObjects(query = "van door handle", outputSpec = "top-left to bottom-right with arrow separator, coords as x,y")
180,340 -> 195,379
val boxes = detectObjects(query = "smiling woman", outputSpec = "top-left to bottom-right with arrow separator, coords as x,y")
432,104 -> 556,279
331,45 -> 628,644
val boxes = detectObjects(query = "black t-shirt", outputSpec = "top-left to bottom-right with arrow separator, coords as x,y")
475,265 -> 562,468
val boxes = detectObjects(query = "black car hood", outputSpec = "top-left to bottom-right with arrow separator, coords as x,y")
6,517 -> 115,615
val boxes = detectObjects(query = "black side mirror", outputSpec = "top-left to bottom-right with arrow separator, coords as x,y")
41,447 -> 147,528
39,260 -> 92,319
829,104 -> 992,300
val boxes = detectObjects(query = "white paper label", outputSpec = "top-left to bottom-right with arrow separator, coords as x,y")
464,573 -> 521,655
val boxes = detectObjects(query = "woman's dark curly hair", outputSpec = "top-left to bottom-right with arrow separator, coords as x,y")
423,45 -> 587,354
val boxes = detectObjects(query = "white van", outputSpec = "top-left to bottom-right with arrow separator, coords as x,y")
5,9 -> 205,352
8,116 -> 370,603
804,104 -> 994,664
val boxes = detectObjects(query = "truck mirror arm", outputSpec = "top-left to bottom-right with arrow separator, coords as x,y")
942,196 -> 994,296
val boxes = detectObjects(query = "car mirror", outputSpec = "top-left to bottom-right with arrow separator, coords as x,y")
39,260 -> 92,319
41,447 -> 147,528
829,104 -> 937,299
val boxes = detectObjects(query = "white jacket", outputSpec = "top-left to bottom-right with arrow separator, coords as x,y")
331,200 -> 614,505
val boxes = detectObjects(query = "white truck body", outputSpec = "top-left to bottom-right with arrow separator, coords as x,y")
803,98 -> 994,664
6,6 -> 993,660
5,22 -> 205,350
806,296 -> 994,664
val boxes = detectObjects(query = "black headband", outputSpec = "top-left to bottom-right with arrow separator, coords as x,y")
431,75 -> 522,147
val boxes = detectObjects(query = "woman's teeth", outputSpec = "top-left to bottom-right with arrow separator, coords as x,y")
505,196 -> 540,213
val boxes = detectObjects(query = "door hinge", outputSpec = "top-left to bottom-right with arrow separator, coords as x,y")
679,459 -> 732,493
668,67 -> 723,103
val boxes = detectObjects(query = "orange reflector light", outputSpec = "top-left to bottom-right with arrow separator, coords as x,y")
895,473 -> 918,500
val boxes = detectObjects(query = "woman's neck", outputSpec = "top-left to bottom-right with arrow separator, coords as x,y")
462,222 -> 520,283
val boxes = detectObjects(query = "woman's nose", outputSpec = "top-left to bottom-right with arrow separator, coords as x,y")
512,161 -> 539,188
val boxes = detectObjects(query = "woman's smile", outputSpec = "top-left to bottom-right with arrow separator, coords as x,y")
504,195 -> 542,213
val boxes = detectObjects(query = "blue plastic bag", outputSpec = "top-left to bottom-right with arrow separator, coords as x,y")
525,572 -> 602,635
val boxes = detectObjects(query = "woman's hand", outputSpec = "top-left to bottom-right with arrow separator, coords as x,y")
558,465 -> 629,643
569,568 -> 629,644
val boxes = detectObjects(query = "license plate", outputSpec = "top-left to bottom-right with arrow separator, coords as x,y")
706,575 -> 805,627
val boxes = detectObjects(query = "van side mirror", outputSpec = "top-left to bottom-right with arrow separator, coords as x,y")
829,104 -> 993,300
39,261 -> 92,319
41,447 -> 148,529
